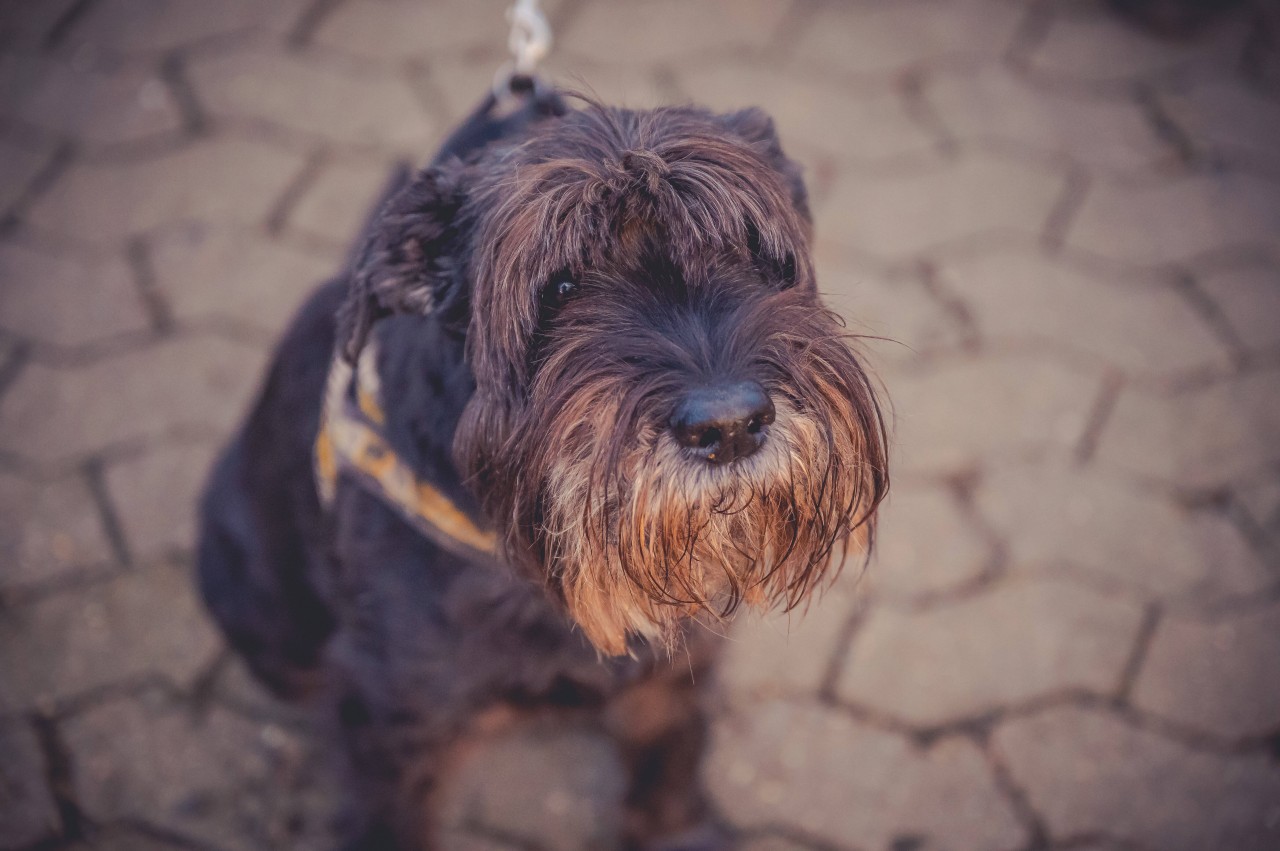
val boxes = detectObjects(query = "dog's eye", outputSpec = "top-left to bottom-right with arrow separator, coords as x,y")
545,277 -> 579,309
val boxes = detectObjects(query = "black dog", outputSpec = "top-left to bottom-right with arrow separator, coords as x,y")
197,85 -> 888,849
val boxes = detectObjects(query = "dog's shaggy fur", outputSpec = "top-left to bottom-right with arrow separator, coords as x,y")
197,90 -> 887,849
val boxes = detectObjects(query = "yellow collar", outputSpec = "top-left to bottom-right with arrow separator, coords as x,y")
314,341 -> 498,561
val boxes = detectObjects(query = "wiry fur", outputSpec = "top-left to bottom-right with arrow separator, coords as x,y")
197,92 -> 888,849
445,103 -> 887,653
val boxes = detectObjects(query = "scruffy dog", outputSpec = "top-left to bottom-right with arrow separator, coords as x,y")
197,86 -> 888,849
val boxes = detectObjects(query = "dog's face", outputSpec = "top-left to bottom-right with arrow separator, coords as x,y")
342,103 -> 888,655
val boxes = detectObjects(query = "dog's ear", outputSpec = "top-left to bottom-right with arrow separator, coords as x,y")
720,107 -> 811,223
337,164 -> 470,361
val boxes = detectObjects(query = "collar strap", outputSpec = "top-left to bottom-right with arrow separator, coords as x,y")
314,342 -> 499,562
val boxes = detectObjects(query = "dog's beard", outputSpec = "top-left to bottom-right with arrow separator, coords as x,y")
460,299 -> 887,656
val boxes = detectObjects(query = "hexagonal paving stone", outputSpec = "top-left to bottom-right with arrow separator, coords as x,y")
0,471 -> 113,593
1195,259 -> 1280,354
817,246 -> 967,367
103,440 -> 218,562
312,0 -> 530,61
836,578 -> 1143,726
0,718 -> 60,848
718,571 -> 861,700
0,53 -> 181,148
560,0 -> 791,66
1017,4 -> 1249,86
0,334 -> 267,466
939,249 -> 1230,379
62,0 -> 310,56
0,138 -> 54,216
870,484 -> 990,600
1066,172 -> 1280,266
62,687 -> 319,851
1094,367 -> 1280,489
24,137 -> 305,244
436,724 -> 627,851
149,223 -> 337,333
992,706 -> 1280,851
187,46 -> 436,154
1159,77 -> 1280,175
1131,603 -> 1280,740
677,62 -> 939,167
820,155 -> 1066,261
704,699 -> 1027,850
790,0 -> 1026,79
924,67 -> 1176,172
0,241 -> 150,348
887,353 -> 1099,476
976,461 -> 1271,604
0,559 -> 220,711
287,159 -> 403,249
0,0 -> 81,48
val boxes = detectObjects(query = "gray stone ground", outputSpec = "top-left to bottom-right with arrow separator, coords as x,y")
1,0 -> 1279,848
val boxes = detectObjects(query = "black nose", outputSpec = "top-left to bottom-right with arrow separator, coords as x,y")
671,381 -> 775,465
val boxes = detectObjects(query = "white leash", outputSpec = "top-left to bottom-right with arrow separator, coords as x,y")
494,0 -> 553,98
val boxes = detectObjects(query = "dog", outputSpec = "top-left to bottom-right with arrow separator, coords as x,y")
196,83 -> 889,849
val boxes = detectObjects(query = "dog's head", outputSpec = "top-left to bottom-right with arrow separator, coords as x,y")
341,100 -> 888,654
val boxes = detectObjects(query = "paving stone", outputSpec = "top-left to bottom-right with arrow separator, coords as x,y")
925,67 -> 1175,171
704,699 -> 1026,850
1196,259 -> 1280,353
887,354 -> 1098,476
60,827 -> 199,851
0,559 -> 220,712
0,718 -> 60,849
0,138 -> 53,216
63,688 -> 314,851
837,578 -> 1142,726
1019,2 -> 1250,86
25,137 -> 305,244
993,706 -> 1280,851
0,471 -> 112,593
0,334 -> 267,466
718,572 -> 861,700
0,241 -> 150,348
0,0 -> 80,48
1067,172 -> 1280,266
1094,368 -> 1280,488
820,155 -> 1066,261
1236,473 -> 1280,532
188,47 -> 436,154
791,0 -> 1026,78
312,0 -> 523,61
737,837 -> 816,851
103,440 -> 218,562
560,0 -> 791,66
63,0 -> 310,57
817,246 -> 967,367
1131,603 -> 1280,740
871,484 -> 990,600
677,62 -> 939,167
287,158 -> 401,248
149,223 -> 338,333
938,249 -> 1231,378
436,725 -> 627,851
0,53 -> 181,148
977,461 -> 1271,604
1159,77 -> 1280,174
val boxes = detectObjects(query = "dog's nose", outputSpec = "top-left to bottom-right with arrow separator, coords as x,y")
671,381 -> 775,465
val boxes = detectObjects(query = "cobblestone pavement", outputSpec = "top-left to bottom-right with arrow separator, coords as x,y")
2,0 -> 1279,849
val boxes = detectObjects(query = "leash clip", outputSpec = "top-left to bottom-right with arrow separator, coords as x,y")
494,0 -> 551,100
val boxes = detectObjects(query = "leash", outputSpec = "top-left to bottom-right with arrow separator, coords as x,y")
313,2 -> 560,565
494,0 -> 552,100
